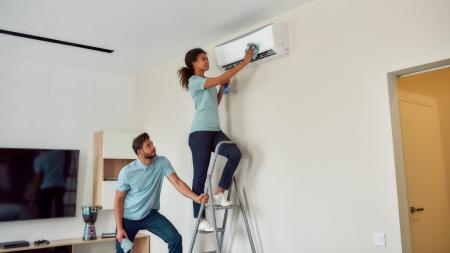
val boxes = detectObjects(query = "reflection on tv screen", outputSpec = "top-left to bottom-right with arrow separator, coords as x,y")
0,148 -> 79,222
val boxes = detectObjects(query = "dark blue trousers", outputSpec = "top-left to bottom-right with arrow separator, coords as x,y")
189,131 -> 241,218
116,209 -> 182,253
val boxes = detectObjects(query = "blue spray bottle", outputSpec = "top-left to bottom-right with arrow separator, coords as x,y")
223,82 -> 231,95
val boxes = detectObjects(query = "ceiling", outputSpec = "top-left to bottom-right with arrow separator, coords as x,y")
0,0 -> 309,75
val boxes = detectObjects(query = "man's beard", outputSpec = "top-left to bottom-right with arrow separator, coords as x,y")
144,152 -> 156,159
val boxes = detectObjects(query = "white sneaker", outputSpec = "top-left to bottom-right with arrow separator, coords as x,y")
213,192 -> 231,206
198,219 -> 214,232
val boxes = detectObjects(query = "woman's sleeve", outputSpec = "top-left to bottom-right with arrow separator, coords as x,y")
189,76 -> 207,92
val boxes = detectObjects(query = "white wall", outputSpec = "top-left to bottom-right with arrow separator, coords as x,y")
137,0 -> 450,252
0,57 -> 139,250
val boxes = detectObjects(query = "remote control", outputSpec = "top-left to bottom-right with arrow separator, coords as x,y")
101,232 -> 116,238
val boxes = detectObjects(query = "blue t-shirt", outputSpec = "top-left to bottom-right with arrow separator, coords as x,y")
116,156 -> 175,220
33,150 -> 66,189
188,75 -> 220,132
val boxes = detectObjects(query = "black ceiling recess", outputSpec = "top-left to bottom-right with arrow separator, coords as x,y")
0,28 -> 114,53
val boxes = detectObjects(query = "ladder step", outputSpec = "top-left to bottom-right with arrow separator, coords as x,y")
198,227 -> 224,234
206,204 -> 240,210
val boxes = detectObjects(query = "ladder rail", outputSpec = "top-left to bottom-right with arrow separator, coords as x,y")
219,185 -> 232,252
189,141 -> 229,253
209,174 -> 222,253
188,140 -> 257,253
208,140 -> 234,253
189,193 -> 207,253
234,177 -> 257,253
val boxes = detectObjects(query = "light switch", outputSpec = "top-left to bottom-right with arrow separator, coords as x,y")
374,233 -> 386,246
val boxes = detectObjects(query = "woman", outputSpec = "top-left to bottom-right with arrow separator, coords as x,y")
177,47 -> 254,231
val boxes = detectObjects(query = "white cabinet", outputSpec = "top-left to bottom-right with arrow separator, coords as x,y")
102,131 -> 137,159
101,181 -> 117,210
93,131 -> 140,209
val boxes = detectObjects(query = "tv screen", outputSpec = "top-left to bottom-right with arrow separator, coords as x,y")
0,148 -> 79,222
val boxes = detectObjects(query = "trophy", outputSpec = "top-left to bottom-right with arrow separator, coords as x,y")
82,206 -> 100,240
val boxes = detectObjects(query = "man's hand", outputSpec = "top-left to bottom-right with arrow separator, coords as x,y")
196,193 -> 209,204
116,228 -> 128,242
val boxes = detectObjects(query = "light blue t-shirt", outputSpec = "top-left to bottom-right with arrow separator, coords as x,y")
116,156 -> 175,220
33,150 -> 66,189
188,75 -> 220,133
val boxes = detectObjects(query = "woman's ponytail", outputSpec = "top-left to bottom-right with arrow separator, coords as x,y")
177,48 -> 206,90
177,66 -> 194,89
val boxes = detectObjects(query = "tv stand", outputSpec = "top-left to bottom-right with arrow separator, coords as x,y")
0,232 -> 149,253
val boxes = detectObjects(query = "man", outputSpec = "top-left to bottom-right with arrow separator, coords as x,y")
115,133 -> 207,253
33,150 -> 66,218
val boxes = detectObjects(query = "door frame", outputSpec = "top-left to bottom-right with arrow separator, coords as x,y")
387,58 -> 450,253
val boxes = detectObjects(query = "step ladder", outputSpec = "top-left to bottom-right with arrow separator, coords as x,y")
188,141 -> 256,253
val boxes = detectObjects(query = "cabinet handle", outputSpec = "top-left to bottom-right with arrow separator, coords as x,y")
410,207 -> 424,214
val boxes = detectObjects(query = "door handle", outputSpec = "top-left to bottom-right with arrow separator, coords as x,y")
410,206 -> 424,214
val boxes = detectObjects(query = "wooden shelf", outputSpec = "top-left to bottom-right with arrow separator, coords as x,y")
103,159 -> 134,180
0,233 -> 149,253
93,131 -> 139,209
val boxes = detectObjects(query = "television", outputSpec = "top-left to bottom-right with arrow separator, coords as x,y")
0,148 -> 79,222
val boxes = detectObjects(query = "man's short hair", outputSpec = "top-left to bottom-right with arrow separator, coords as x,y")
132,133 -> 149,155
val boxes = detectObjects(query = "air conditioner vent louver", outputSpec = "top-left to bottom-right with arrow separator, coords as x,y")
222,49 -> 277,70
215,23 -> 288,70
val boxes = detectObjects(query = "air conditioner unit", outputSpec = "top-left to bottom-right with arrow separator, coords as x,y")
214,23 -> 289,70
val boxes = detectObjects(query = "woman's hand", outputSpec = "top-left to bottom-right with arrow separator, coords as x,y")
243,48 -> 255,64
204,50 -> 253,89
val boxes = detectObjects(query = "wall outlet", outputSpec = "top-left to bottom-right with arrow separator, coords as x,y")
374,232 -> 386,246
